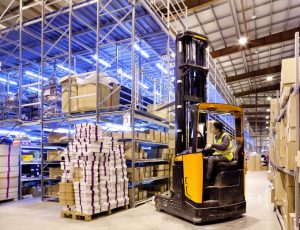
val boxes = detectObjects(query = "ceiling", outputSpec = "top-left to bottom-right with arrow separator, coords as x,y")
170,0 -> 300,132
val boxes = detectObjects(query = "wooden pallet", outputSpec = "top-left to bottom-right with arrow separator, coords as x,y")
61,205 -> 128,222
0,198 -> 15,204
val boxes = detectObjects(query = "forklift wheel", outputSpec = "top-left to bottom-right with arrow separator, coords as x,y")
155,199 -> 162,211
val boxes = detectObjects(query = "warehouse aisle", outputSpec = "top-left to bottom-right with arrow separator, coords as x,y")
0,172 -> 280,230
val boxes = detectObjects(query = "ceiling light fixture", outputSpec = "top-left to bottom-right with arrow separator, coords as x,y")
92,55 -> 111,68
156,63 -> 167,74
267,96 -> 272,101
238,37 -> 248,45
266,116 -> 269,119
25,71 -> 47,81
267,108 -> 270,112
266,76 -> 273,81
57,65 -> 77,74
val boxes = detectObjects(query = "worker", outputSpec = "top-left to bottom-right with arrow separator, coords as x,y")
205,121 -> 233,185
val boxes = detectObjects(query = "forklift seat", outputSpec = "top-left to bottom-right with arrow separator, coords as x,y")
215,140 -> 241,171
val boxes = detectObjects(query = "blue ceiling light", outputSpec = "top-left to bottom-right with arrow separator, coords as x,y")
57,65 -> 77,74
117,68 -> 131,79
156,63 -> 167,74
0,77 -> 17,85
25,71 -> 48,81
134,43 -> 149,58
92,55 -> 111,68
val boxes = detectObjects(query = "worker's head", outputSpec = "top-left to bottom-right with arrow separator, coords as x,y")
212,121 -> 223,135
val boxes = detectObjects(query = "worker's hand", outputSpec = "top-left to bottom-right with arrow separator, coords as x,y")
205,143 -> 212,149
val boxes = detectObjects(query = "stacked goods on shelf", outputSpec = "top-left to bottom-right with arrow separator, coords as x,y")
47,184 -> 59,196
49,167 -> 63,179
169,129 -> 175,191
147,103 -> 175,122
117,130 -> 169,144
47,149 -> 64,161
269,57 -> 300,229
153,164 -> 170,177
122,142 -> 147,160
0,144 -> 20,201
48,132 -> 67,143
206,120 -> 215,144
59,123 -> 129,216
60,72 -> 120,113
127,166 -> 154,182
247,154 -> 261,171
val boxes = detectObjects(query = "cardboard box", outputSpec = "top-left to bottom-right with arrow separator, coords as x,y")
154,131 -> 161,143
274,171 -> 285,205
281,58 -> 300,88
206,120 -> 215,144
60,76 -> 79,113
49,167 -> 62,179
47,184 -> 59,196
129,188 -> 139,202
48,132 -> 66,143
286,142 -> 296,170
47,150 -> 63,161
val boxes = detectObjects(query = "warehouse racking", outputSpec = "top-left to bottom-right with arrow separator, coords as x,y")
0,0 -> 255,206
269,32 -> 299,230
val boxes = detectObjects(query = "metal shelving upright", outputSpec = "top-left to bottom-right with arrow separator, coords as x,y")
0,0 -> 255,207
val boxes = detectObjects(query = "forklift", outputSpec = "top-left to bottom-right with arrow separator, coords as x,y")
155,31 -> 246,223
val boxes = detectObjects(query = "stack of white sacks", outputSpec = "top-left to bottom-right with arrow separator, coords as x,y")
60,123 -> 129,215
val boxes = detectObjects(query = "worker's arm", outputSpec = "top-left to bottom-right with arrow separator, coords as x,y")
211,135 -> 229,151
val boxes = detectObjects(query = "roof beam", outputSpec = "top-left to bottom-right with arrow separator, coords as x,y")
226,65 -> 281,83
210,27 -> 300,58
233,84 -> 280,97
184,0 -> 216,10
240,104 -> 270,108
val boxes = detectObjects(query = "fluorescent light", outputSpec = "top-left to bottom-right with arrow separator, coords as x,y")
267,96 -> 272,100
0,77 -> 17,85
266,121 -> 269,124
92,55 -> 111,68
171,52 -> 175,58
134,43 -> 149,58
266,116 -> 269,119
266,126 -> 268,129
140,50 -> 149,58
139,83 -> 149,89
57,65 -> 77,74
266,76 -> 273,81
239,37 -> 248,45
134,43 -> 140,51
25,71 -> 47,81
29,87 -> 41,92
117,68 -> 131,79
267,108 -> 270,112
156,63 -> 167,74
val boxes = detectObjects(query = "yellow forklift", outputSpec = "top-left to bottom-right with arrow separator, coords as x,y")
155,32 -> 246,223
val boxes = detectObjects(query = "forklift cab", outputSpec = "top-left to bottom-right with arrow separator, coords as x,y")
194,103 -> 245,176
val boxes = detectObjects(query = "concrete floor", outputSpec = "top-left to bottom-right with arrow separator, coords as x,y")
0,171 -> 280,230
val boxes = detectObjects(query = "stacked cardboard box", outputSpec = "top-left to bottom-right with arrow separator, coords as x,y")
47,149 -> 63,161
59,123 -> 129,216
247,154 -> 261,171
153,164 -> 170,177
0,145 -> 19,201
118,130 -> 168,144
49,167 -> 62,179
127,166 -> 154,182
122,142 -> 147,160
60,72 -> 120,113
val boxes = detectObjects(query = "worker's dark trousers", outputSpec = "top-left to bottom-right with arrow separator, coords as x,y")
206,155 -> 229,181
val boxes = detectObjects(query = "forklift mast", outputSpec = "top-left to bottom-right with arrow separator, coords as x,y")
175,32 -> 208,154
